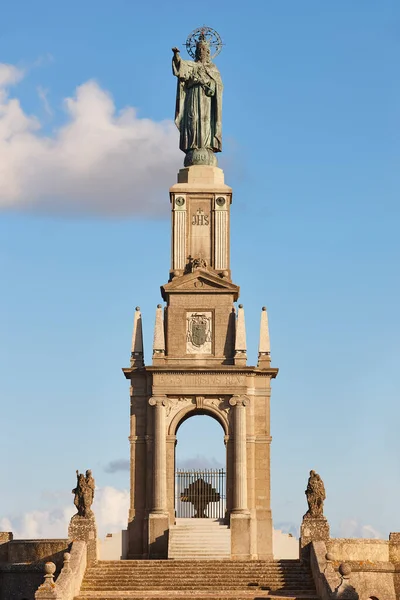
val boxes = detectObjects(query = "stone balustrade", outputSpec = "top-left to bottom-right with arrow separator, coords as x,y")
35,541 -> 87,600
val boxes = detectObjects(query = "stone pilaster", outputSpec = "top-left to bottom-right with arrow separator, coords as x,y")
229,395 -> 251,559
172,194 -> 187,274
214,195 -> 229,271
148,396 -> 169,558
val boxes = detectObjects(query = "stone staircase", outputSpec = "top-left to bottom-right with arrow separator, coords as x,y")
74,559 -> 319,600
169,518 -> 231,559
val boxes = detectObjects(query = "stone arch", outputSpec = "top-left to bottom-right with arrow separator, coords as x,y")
168,402 -> 229,437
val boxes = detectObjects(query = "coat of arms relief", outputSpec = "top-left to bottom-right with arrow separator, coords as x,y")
186,312 -> 212,354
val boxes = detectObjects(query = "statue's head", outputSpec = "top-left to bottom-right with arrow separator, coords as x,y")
195,37 -> 211,63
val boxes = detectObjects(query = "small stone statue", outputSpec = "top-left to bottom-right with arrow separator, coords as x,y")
185,256 -> 208,274
305,470 -> 326,518
72,469 -> 95,518
172,28 -> 223,167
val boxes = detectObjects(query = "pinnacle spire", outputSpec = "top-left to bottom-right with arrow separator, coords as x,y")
130,307 -> 144,367
257,306 -> 271,367
234,304 -> 247,366
153,304 -> 165,361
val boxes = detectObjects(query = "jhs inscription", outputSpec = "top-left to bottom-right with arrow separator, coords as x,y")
155,374 -> 243,387
192,208 -> 209,226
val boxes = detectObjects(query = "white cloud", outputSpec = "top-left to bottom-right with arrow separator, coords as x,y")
177,455 -> 224,469
37,86 -> 53,116
3,486 -> 129,539
338,518 -> 381,539
0,64 -> 181,216
92,486 -> 129,535
0,64 -> 24,87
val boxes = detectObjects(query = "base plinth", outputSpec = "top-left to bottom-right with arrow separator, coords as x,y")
300,515 -> 330,562
68,514 -> 98,565
230,512 -> 252,560
184,148 -> 218,167
148,512 -> 169,559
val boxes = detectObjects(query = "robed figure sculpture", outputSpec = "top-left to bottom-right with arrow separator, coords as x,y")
172,31 -> 223,167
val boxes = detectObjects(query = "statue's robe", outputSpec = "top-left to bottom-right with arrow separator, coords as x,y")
173,57 -> 223,154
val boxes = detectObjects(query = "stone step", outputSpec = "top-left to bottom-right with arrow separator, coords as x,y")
86,570 -> 310,576
169,519 -> 231,560
95,560 -> 301,566
81,579 -> 315,585
83,578 -> 312,589
81,584 -> 315,595
81,584 -> 316,589
81,575 -> 314,581
77,560 -> 316,599
76,595 -> 319,600
81,572 -> 311,576
93,562 -> 304,569
80,585 -> 316,592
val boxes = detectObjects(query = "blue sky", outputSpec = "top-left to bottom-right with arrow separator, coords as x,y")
0,0 -> 399,540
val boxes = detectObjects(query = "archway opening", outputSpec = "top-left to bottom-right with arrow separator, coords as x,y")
175,413 -> 226,519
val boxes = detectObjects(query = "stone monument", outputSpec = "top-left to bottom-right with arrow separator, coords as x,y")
68,469 -> 98,564
172,27 -> 223,167
300,470 -> 330,561
123,26 -> 278,560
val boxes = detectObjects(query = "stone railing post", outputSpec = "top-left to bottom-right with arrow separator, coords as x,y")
35,562 -> 58,599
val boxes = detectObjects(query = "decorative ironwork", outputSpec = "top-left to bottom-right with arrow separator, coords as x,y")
185,26 -> 223,60
175,469 -> 226,518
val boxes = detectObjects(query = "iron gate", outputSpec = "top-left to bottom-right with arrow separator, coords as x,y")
175,468 -> 226,518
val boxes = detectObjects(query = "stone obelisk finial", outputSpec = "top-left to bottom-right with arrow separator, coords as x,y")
130,307 -> 144,367
257,306 -> 271,367
234,304 -> 247,366
153,304 -> 165,362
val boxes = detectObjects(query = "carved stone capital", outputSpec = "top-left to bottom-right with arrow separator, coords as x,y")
229,395 -> 249,407
149,396 -> 167,407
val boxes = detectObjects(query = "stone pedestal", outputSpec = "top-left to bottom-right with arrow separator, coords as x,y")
68,515 -> 98,565
256,509 -> 274,560
124,163 -> 278,560
231,513 -> 252,559
389,533 -> 400,600
389,532 -> 400,564
148,513 -> 169,559
300,515 -> 330,562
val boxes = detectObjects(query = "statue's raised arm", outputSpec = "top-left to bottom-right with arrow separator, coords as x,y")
172,27 -> 223,167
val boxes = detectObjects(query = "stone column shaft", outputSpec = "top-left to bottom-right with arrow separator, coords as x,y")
230,396 -> 249,512
149,397 -> 167,513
